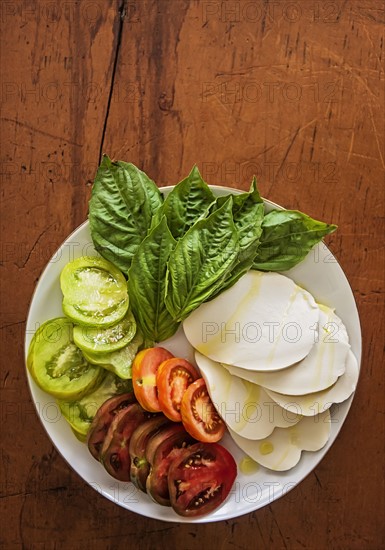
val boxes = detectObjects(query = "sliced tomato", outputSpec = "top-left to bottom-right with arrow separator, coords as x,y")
28,317 -> 104,400
129,416 -> 171,492
81,329 -> 143,379
60,373 -> 133,439
132,347 -> 174,412
156,358 -> 200,422
60,256 -> 129,327
101,404 -> 155,481
73,310 -> 136,355
86,392 -> 136,460
180,378 -> 225,443
146,424 -> 195,506
168,442 -> 237,517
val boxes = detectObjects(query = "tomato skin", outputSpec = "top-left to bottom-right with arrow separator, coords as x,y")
129,416 -> 171,492
156,358 -> 200,422
168,442 -> 237,517
132,347 -> 174,412
180,378 -> 225,443
145,424 -> 195,506
101,404 -> 154,482
87,392 -> 136,460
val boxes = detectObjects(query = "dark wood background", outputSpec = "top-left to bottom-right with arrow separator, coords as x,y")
1,1 -> 384,548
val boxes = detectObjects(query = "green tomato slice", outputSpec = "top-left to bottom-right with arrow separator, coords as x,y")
58,372 -> 133,437
27,317 -> 104,400
82,329 -> 143,379
60,256 -> 129,327
26,331 -> 36,374
73,310 -> 137,355
71,428 -> 87,442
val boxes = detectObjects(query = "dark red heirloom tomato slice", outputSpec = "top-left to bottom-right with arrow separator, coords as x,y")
156,358 -> 200,422
180,378 -> 225,443
101,404 -> 155,482
99,404 -> 137,459
168,442 -> 237,517
129,416 -> 171,492
87,393 -> 136,460
132,347 -> 174,412
146,423 -> 196,506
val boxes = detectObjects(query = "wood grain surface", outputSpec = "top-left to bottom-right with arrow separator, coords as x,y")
1,0 -> 384,548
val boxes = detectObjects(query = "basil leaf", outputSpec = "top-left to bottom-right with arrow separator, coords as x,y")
127,216 -> 179,343
89,155 -> 163,272
165,197 -> 239,321
230,176 -> 264,251
210,177 -> 264,295
152,166 -> 216,238
212,177 -> 264,249
253,209 -> 337,271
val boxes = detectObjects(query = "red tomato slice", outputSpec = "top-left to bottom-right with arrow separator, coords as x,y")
180,378 -> 225,443
168,442 -> 237,517
145,423 -> 195,506
129,416 -> 171,492
87,392 -> 136,460
132,347 -> 174,412
156,358 -> 200,422
100,404 -> 155,481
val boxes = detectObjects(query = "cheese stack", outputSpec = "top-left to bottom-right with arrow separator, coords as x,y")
183,271 -> 359,471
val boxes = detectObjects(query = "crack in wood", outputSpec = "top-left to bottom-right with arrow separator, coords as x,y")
268,505 -> 288,548
314,471 -> 323,489
98,0 -> 127,164
15,223 -> 55,269
0,117 -> 83,147
0,321 -> 25,330
0,486 -> 68,500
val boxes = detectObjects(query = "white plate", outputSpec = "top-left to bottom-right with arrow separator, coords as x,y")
24,186 -> 362,523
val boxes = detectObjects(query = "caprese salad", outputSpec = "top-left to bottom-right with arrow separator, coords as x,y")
26,158 -> 359,518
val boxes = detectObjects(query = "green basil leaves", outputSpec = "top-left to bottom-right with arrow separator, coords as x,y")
89,159 -> 337,342
89,155 -> 163,273
127,216 -> 178,343
253,210 -> 337,271
152,165 -> 216,238
165,197 -> 239,322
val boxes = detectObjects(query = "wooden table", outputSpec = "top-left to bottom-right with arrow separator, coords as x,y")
1,1 -> 384,548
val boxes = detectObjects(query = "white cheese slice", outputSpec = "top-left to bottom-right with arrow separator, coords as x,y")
228,410 -> 331,471
264,349 -> 359,415
195,352 -> 301,440
223,305 -> 350,394
183,271 -> 319,371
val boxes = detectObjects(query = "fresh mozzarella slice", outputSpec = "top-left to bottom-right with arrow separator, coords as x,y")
228,410 -> 331,471
195,352 -> 301,440
183,271 -> 319,371
264,349 -> 359,416
223,305 -> 350,394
